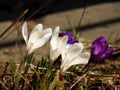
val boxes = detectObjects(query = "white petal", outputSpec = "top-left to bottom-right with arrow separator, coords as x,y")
61,52 -> 90,72
61,53 -> 75,71
28,28 -> 52,54
32,24 -> 43,33
50,36 -> 62,61
50,36 -> 59,50
53,26 -> 60,36
66,43 -> 84,54
28,24 -> 43,43
50,49 -> 61,61
50,26 -> 60,50
50,26 -> 62,60
61,42 -> 84,69
27,24 -> 43,51
61,42 -> 89,72
50,36 -> 68,61
61,36 -> 69,59
68,52 -> 90,66
22,21 -> 28,44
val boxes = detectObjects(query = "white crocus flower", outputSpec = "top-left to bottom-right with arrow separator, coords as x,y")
22,22 -> 52,54
50,26 -> 90,72
50,26 -> 63,61
60,36 -> 90,72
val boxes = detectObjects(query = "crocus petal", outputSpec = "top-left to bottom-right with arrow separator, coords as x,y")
61,42 -> 85,72
61,36 -> 69,59
53,26 -> 60,36
28,24 -> 43,44
100,47 -> 113,59
59,31 -> 78,44
61,42 -> 83,60
50,49 -> 61,61
22,22 -> 28,44
50,26 -> 61,60
28,28 -> 52,54
61,44 -> 83,68
59,32 -> 74,41
61,52 -> 90,72
50,26 -> 60,50
92,36 -> 108,55
50,36 -> 68,61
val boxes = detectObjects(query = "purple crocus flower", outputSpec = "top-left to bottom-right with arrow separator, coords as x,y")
59,31 -> 78,44
89,36 -> 113,63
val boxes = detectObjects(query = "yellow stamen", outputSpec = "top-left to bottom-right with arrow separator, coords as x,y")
38,32 -> 42,35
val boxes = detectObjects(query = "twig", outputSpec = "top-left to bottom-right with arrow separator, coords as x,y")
0,9 -> 28,38
0,0 -> 52,45
1,62 -> 9,81
0,80 -> 9,90
78,0 -> 89,28
26,0 -> 51,21
70,73 -> 87,89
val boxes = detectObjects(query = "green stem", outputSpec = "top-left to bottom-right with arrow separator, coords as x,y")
14,51 -> 28,90
24,53 -> 33,74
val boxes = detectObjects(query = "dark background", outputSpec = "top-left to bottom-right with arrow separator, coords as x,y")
0,0 -> 119,21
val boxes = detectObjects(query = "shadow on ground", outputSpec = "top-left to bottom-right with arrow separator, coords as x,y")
70,17 -> 120,31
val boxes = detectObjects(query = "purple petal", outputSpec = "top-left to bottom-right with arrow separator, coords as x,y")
59,32 -> 73,38
91,36 -> 108,55
59,31 -> 78,44
100,47 -> 113,59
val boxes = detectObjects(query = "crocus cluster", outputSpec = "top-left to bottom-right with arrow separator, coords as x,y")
50,27 -> 90,72
22,22 -> 113,72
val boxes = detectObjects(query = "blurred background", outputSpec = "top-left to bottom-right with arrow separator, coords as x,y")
0,0 -> 119,20
0,0 -> 120,61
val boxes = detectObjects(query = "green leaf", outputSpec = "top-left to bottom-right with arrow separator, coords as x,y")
24,53 -> 34,74
66,16 -> 77,39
